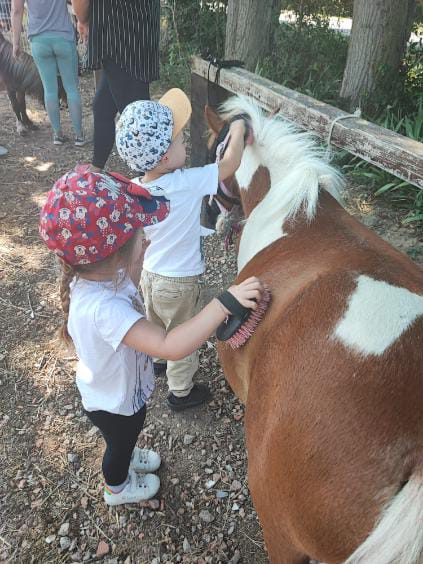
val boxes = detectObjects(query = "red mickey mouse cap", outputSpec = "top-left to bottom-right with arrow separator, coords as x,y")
39,165 -> 170,266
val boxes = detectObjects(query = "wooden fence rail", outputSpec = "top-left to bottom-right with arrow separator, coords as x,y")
190,56 -> 423,190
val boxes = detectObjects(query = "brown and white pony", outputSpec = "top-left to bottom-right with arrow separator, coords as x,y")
206,96 -> 423,564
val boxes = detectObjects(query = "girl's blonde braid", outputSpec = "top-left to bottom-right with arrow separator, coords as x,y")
59,261 -> 76,345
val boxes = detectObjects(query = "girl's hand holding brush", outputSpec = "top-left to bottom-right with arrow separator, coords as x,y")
217,277 -> 264,315
124,276 -> 267,359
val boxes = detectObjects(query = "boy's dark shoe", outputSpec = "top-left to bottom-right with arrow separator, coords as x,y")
153,362 -> 167,376
167,383 -> 211,412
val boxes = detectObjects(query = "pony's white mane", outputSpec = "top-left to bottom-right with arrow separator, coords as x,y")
219,95 -> 344,272
219,95 -> 344,221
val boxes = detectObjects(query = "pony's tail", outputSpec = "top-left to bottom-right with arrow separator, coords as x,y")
345,472 -> 423,564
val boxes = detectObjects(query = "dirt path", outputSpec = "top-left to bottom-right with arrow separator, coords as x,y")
0,75 -> 421,564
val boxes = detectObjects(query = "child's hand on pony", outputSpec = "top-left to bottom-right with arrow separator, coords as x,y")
224,276 -> 263,313
123,276 -> 265,361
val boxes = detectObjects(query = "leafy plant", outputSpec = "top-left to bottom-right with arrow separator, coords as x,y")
340,90 -> 423,227
160,0 -> 227,90
259,21 -> 349,104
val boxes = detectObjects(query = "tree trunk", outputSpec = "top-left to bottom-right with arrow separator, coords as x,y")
340,0 -> 416,110
225,0 -> 280,72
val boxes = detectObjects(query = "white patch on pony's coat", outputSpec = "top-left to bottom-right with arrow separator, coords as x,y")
237,180 -> 287,273
237,162 -> 323,272
334,275 -> 423,356
236,149 -> 286,271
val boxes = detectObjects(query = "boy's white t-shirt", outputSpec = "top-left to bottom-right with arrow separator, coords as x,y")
135,163 -> 219,277
68,276 -> 154,416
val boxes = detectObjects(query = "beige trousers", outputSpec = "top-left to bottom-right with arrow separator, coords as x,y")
140,270 -> 201,397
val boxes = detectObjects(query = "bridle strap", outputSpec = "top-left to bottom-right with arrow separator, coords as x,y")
205,56 -> 245,107
207,110 -> 251,217
209,113 -> 252,164
217,183 -> 241,206
209,123 -> 230,163
212,195 -> 229,216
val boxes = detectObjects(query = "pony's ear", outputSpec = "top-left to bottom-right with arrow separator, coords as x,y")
204,105 -> 225,135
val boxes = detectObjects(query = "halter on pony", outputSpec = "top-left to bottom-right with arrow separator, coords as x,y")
206,114 -> 251,249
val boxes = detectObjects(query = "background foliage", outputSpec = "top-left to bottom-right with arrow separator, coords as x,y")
160,0 -> 423,225
259,21 -> 349,106
281,0 -> 353,21
160,0 -> 227,89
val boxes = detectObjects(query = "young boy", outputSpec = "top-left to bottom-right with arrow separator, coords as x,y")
116,88 -> 247,411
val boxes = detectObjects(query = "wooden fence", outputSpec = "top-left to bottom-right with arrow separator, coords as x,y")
190,56 -> 423,190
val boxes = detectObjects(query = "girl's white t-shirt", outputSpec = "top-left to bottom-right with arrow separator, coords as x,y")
68,276 -> 154,415
136,163 -> 218,277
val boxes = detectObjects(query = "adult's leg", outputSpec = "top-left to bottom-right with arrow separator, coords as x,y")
92,70 -> 117,169
86,405 -> 147,486
92,59 -> 150,169
53,38 -> 83,138
30,37 -> 61,135
103,59 -> 150,113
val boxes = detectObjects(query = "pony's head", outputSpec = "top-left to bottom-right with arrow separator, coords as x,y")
206,95 -> 344,270
204,104 -> 243,239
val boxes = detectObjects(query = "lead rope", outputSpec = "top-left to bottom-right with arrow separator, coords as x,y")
204,55 -> 245,107
324,107 -> 362,162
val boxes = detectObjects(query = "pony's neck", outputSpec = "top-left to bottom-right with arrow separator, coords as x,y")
237,166 -> 319,273
238,185 -> 288,273
239,165 -> 271,218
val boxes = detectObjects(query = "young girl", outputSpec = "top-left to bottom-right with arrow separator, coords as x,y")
39,165 -> 263,506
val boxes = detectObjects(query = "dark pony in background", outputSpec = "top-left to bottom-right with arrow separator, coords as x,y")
0,32 -> 65,134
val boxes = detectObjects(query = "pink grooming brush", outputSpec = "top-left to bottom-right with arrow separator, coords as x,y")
216,288 -> 271,349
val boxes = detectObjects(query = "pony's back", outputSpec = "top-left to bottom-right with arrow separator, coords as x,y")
220,195 -> 423,563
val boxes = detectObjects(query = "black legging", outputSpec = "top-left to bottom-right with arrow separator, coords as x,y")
92,58 -> 150,169
86,404 -> 147,485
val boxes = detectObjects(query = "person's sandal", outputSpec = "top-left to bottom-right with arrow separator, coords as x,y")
167,383 -> 211,412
